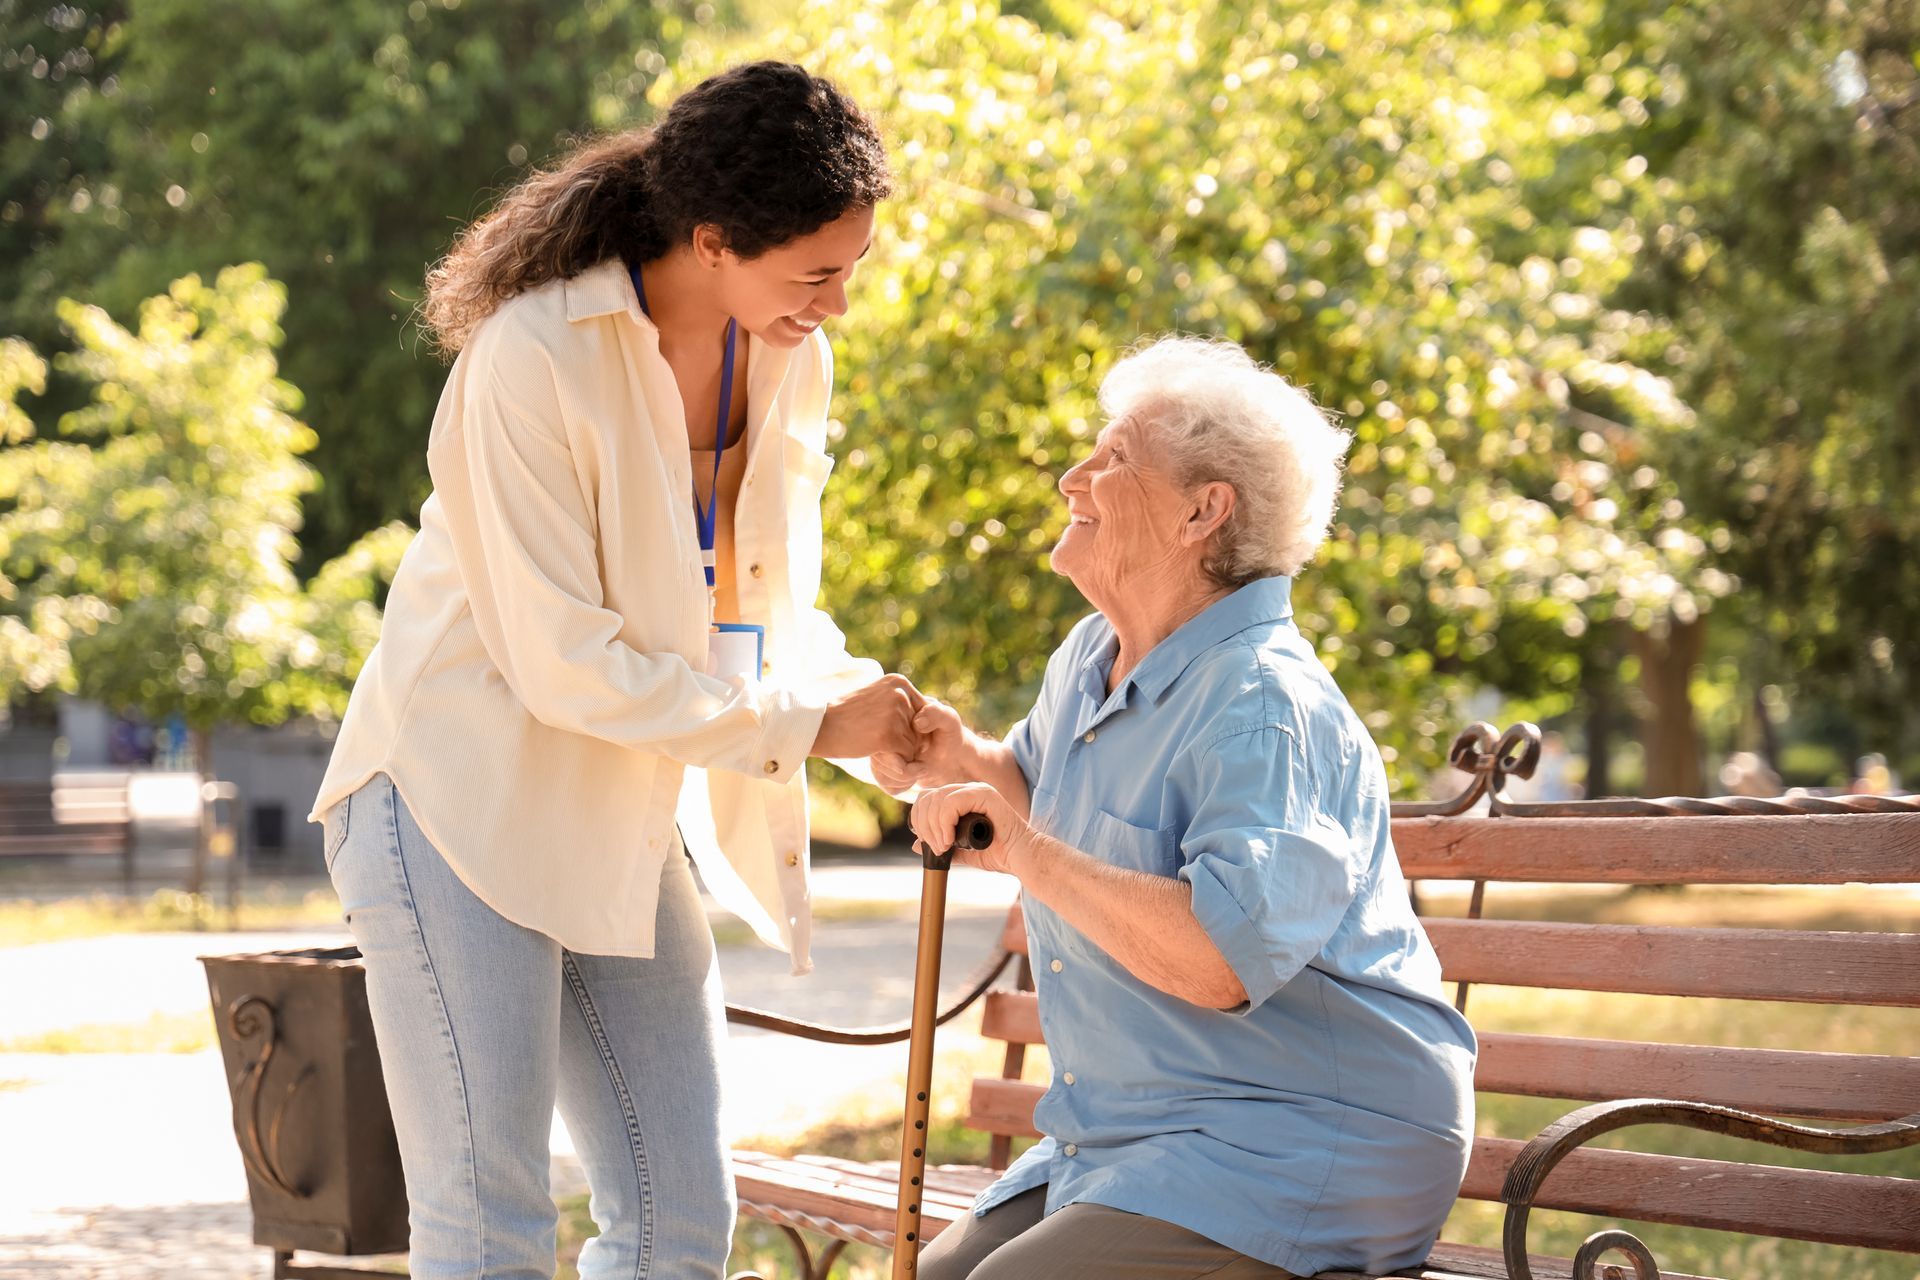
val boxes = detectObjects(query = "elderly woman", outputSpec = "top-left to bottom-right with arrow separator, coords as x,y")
882,337 -> 1476,1279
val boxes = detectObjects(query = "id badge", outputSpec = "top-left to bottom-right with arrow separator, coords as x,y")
707,622 -> 765,684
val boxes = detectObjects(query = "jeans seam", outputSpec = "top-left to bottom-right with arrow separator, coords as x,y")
383,776 -> 488,1273
563,951 -> 652,1279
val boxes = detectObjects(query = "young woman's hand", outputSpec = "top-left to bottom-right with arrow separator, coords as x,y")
810,675 -> 923,761
871,696 -> 968,792
909,782 -> 1033,877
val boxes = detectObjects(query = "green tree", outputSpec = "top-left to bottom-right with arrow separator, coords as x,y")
0,265 -> 408,888
1589,0 -> 1920,776
673,0 -> 1718,792
9,0 -> 715,569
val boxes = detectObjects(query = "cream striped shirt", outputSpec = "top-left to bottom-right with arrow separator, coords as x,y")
310,258 -> 880,970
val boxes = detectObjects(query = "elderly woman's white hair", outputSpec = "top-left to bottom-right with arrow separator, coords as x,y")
1098,336 -> 1352,585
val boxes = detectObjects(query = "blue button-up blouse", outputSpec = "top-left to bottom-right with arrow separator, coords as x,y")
975,575 -> 1477,1277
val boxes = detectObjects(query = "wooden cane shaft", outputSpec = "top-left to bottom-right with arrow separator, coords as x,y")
891,863 -> 951,1278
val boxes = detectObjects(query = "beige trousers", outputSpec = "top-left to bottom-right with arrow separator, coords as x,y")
915,1186 -> 1300,1280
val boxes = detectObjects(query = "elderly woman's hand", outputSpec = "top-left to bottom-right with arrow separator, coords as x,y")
871,697 -> 968,793
909,782 -> 1033,876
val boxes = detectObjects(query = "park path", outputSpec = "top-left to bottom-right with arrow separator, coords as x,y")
0,858 -> 1018,1279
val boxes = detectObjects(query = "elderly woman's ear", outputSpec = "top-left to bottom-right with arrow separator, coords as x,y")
1184,481 -> 1237,548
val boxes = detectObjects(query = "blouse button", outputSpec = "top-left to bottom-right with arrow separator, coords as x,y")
749,563 -> 764,578
763,760 -> 780,775
786,853 -> 800,867
1049,958 -> 1063,973
1063,1071 -> 1076,1086
1083,731 -> 1096,744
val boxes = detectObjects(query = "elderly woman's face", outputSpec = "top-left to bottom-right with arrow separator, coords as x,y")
1051,416 -> 1201,602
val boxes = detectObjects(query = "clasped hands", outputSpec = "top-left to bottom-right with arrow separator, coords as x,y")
808,674 -> 1028,874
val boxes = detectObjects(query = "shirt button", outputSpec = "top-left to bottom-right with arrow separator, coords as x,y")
1083,731 -> 1096,744
1064,1143 -> 1079,1157
749,563 -> 764,578
764,760 -> 780,775
1049,958 -> 1063,973
786,853 -> 800,867
1062,1071 -> 1076,1086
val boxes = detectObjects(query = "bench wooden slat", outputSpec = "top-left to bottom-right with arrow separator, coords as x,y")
1427,919 -> 1920,1006
1322,1240 -> 1717,1280
980,991 -> 1043,1045
1459,1136 -> 1920,1253
731,1151 -> 993,1242
954,1094 -> 1920,1253
0,835 -> 130,855
1393,812 -> 1920,884
1475,1032 -> 1920,1122
1001,906 -> 1027,955
967,1077 -> 1043,1139
979,995 -> 1919,1122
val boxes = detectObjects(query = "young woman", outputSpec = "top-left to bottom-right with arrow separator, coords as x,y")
309,62 -> 918,1279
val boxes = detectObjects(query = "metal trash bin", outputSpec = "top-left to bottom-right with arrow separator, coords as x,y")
200,945 -> 409,1276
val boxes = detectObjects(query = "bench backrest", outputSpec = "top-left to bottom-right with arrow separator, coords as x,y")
961,727 -> 1920,1256
0,774 -> 133,855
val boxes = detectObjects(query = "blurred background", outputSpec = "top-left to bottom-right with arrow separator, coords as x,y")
3,0 -> 1917,861
0,1 -> 1915,1277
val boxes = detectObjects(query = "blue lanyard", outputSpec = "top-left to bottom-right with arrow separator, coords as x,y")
630,263 -> 738,590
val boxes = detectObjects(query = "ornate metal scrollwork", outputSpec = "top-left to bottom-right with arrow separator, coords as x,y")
1394,721 -> 1920,821
1570,1229 -> 1660,1280
1500,1098 -> 1920,1280
227,994 -> 312,1198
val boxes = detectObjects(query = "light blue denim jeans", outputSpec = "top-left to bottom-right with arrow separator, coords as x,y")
322,772 -> 734,1279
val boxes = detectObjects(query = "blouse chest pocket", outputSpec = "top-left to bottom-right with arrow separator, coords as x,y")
1074,806 -> 1179,878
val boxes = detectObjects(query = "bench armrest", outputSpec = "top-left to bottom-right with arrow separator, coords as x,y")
723,944 -> 1016,1046
1499,1097 -> 1920,1280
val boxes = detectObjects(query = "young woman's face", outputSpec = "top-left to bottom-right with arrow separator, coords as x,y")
705,205 -> 876,347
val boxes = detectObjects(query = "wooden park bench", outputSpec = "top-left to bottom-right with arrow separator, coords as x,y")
0,772 -> 135,891
726,722 -> 1920,1280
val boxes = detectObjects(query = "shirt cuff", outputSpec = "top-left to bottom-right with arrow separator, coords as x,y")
1181,857 -> 1283,1015
749,682 -> 830,785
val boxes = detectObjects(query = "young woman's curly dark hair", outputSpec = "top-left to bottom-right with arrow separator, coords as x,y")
422,61 -> 891,354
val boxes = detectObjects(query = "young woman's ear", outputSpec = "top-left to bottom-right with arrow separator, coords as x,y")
691,223 -> 731,269
1184,481 -> 1236,546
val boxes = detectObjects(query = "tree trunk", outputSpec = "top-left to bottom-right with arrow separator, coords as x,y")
1752,686 -> 1782,775
1582,636 -> 1617,799
1631,614 -> 1707,797
191,726 -> 212,899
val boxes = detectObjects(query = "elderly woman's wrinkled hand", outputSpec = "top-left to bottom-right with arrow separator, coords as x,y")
871,696 -> 968,793
909,781 -> 1032,876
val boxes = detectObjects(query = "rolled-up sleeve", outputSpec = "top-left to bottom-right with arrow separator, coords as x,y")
428,358 -> 825,782
1177,725 -> 1359,1013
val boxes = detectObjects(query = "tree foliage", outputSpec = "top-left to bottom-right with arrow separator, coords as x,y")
5,0 -> 715,568
0,265 -> 408,730
672,0 -> 1720,788
1593,0 -> 1920,753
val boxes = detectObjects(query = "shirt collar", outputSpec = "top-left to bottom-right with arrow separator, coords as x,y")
564,258 -> 649,325
1114,574 -> 1297,704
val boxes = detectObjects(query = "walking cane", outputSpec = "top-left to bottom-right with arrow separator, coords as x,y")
890,813 -> 996,1280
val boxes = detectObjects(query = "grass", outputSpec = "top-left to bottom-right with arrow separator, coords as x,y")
0,1007 -> 216,1054
555,883 -> 1919,1280
0,885 -> 348,947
